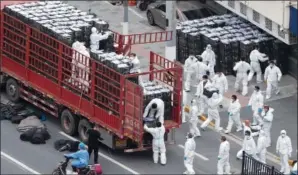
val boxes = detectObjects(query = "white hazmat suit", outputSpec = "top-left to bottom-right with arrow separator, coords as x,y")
188,99 -> 201,137
233,60 -> 251,96
261,107 -> 274,147
90,27 -> 109,51
184,56 -> 197,91
225,99 -> 242,133
143,98 -> 165,124
193,61 -> 209,85
276,130 -> 292,174
144,124 -> 166,165
248,49 -> 269,83
237,134 -> 257,159
212,73 -> 228,95
195,79 -> 213,115
184,135 -> 196,174
264,64 -> 282,99
201,93 -> 223,131
129,55 -> 144,86
248,90 -> 264,125
217,140 -> 231,175
257,130 -> 267,164
201,45 -> 216,76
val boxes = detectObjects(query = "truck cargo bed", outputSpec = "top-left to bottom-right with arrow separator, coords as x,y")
0,10 -> 183,145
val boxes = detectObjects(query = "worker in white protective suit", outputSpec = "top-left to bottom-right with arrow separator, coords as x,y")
247,46 -> 269,83
192,56 -> 209,86
276,130 -> 292,174
260,105 -> 274,147
236,130 -> 257,160
264,60 -> 282,99
201,44 -> 216,77
212,71 -> 228,108
248,86 -> 264,125
225,95 -> 242,134
195,75 -> 213,115
143,98 -> 165,124
184,55 -> 197,92
128,53 -> 144,86
183,133 -> 196,174
200,92 -> 223,131
144,122 -> 166,165
182,90 -> 190,123
90,27 -> 109,52
217,136 -> 231,175
233,57 -> 251,96
256,130 -> 267,164
188,99 -> 201,137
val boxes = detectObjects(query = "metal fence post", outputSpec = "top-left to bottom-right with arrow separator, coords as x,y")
241,151 -> 245,175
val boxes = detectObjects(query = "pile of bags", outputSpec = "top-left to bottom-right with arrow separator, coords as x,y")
17,116 -> 51,144
0,102 -> 25,121
54,139 -> 80,152
176,14 -> 290,75
3,1 -> 112,47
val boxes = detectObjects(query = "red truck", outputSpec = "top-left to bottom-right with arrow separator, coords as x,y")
0,1 -> 183,152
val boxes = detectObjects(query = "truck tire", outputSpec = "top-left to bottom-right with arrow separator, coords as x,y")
78,119 -> 92,143
147,11 -> 155,26
60,109 -> 79,136
6,78 -> 20,102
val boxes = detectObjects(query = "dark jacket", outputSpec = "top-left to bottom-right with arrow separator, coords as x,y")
87,129 -> 103,148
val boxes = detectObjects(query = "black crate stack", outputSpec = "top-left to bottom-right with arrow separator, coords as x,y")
3,1 -> 113,49
176,14 -> 290,75
142,82 -> 172,121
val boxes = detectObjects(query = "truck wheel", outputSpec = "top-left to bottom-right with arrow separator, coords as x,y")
78,119 -> 92,143
60,109 -> 79,136
6,78 -> 20,102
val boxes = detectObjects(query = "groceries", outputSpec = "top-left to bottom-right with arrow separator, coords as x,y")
3,1 -> 113,48
143,81 -> 172,120
176,14 -> 290,75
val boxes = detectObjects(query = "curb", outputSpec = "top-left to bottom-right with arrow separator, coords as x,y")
198,115 -> 294,166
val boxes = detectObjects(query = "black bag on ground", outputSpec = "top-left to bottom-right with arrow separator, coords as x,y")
30,128 -> 46,144
11,115 -> 25,124
40,128 -> 51,140
20,127 -> 37,141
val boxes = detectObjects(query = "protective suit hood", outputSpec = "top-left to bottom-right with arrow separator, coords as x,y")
211,93 -> 219,99
91,27 -> 97,34
79,142 -> 86,150
280,130 -> 287,135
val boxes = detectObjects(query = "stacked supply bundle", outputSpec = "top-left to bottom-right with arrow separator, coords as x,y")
176,14 -> 288,75
142,82 -> 172,120
3,1 -> 112,48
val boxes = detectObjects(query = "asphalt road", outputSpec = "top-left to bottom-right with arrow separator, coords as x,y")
1,156 -> 32,174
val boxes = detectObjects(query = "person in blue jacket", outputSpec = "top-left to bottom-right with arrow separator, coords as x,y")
65,142 -> 89,173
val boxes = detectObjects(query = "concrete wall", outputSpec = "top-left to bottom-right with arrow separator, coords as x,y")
241,1 -> 291,29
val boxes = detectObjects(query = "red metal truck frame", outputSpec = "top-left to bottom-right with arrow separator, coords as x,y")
0,9 -> 182,151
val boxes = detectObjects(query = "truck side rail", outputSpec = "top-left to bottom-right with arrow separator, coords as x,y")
122,52 -> 183,144
0,11 -> 126,137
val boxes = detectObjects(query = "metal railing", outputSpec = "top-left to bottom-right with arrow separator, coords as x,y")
241,151 -> 283,175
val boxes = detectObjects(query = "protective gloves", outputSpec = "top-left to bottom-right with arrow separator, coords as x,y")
184,157 -> 187,160
218,157 -> 221,160
258,108 -> 263,113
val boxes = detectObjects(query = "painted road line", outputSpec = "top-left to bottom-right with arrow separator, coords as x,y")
177,144 -> 209,161
59,131 -> 140,175
1,151 -> 41,174
128,7 -> 145,19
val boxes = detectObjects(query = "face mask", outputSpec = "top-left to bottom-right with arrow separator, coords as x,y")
281,134 -> 285,138
270,65 -> 273,68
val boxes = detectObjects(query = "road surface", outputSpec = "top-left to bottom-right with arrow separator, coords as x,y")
1,1 -> 297,174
